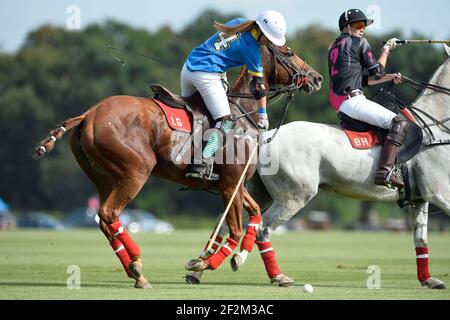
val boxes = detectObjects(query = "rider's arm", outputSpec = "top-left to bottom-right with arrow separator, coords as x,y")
377,47 -> 389,68
249,73 -> 267,102
378,37 -> 400,68
360,38 -> 386,84
369,38 -> 401,84
249,72 -> 268,129
367,73 -> 402,86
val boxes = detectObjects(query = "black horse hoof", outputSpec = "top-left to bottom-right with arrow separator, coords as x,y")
184,274 -> 201,285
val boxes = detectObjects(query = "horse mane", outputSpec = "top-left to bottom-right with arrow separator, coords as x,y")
231,66 -> 250,92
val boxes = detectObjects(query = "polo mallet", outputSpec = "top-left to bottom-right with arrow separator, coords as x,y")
204,143 -> 259,253
383,39 -> 450,45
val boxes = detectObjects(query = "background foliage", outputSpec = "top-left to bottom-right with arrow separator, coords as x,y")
1,9 -> 447,225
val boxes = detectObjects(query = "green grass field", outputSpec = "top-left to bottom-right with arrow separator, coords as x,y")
1,229 -> 449,300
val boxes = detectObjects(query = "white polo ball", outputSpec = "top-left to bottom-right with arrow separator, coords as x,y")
303,283 -> 314,293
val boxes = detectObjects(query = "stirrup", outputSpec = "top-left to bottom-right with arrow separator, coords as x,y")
185,163 -> 219,181
376,168 -> 404,189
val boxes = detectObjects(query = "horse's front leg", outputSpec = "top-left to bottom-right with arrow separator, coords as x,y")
185,186 -> 244,272
411,201 -> 447,289
230,188 -> 262,271
185,222 -> 229,285
203,186 -> 244,269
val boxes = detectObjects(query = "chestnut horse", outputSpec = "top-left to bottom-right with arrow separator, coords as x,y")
35,44 -> 322,288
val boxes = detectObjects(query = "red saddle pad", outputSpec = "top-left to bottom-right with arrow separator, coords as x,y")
153,99 -> 193,133
343,129 -> 379,149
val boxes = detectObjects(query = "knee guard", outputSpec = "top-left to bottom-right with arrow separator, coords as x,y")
386,114 -> 409,146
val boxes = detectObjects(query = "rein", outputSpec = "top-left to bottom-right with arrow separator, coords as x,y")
400,75 -> 450,139
402,75 -> 450,96
379,80 -> 450,215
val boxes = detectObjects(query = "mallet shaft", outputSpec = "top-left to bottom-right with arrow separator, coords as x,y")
383,39 -> 450,44
205,144 -> 258,252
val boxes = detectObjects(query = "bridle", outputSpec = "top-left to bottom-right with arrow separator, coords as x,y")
228,44 -> 315,140
265,43 -> 310,93
228,43 -> 313,100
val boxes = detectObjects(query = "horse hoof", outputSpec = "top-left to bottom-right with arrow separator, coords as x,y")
184,274 -> 201,285
128,260 -> 144,280
421,277 -> 447,289
230,254 -> 242,272
185,258 -> 209,272
134,276 -> 152,289
270,274 -> 295,288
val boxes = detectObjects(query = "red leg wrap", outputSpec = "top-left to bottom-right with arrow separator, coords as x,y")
416,247 -> 431,282
256,241 -> 281,279
108,221 -> 141,259
240,215 -> 262,252
110,238 -> 133,278
205,238 -> 238,270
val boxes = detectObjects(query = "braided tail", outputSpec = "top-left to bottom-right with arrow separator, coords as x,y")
35,113 -> 87,157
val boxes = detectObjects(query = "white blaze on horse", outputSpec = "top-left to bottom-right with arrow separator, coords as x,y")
188,44 -> 450,289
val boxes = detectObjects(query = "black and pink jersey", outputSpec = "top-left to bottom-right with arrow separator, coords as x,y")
328,33 -> 379,110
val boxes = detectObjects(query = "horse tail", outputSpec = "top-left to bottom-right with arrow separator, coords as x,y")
35,111 -> 88,158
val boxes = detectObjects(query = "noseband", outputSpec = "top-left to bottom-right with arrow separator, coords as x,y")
266,43 -> 310,90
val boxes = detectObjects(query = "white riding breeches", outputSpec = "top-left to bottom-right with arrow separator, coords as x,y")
338,94 -> 396,129
181,63 -> 230,121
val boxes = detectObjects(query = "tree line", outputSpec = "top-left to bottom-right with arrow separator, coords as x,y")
0,9 -> 447,222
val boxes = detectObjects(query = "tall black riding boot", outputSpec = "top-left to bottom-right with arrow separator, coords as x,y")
374,114 -> 409,189
374,139 -> 404,188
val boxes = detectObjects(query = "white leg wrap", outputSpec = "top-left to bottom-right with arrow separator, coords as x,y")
238,250 -> 249,264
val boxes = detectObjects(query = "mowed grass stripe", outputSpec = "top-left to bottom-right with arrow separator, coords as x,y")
0,230 -> 449,300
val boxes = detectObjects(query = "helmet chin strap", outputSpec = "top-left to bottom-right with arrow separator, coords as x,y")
256,27 -> 264,43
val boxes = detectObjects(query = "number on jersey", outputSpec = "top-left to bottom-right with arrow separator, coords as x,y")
214,32 -> 239,51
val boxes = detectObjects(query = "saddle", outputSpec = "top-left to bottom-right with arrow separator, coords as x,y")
150,84 -> 214,132
151,84 -> 190,109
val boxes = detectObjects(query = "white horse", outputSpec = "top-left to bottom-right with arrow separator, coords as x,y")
188,44 -> 450,289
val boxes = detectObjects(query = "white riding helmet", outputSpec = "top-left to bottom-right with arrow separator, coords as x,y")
255,10 -> 287,46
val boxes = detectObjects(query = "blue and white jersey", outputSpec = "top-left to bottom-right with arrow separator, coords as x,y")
186,18 -> 263,77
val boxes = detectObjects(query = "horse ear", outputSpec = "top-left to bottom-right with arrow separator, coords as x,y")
444,44 -> 450,57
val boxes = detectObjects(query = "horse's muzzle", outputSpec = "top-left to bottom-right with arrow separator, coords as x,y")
303,73 -> 323,93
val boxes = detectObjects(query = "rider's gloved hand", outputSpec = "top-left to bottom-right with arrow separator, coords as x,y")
258,108 -> 269,130
383,38 -> 401,52
393,72 -> 402,84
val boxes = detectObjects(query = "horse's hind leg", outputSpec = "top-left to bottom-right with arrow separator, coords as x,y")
410,200 -> 447,289
70,128 -> 134,278
98,172 -> 153,289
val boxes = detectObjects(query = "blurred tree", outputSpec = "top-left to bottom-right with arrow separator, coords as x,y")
0,10 -> 447,223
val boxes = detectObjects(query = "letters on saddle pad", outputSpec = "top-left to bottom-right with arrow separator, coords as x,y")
343,129 -> 379,149
153,99 -> 193,133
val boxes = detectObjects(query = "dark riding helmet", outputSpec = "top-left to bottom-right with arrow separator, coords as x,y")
339,9 -> 374,31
